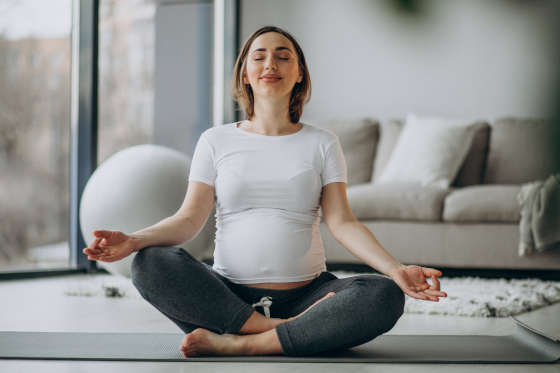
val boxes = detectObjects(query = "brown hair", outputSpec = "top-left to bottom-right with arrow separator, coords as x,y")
231,26 -> 312,124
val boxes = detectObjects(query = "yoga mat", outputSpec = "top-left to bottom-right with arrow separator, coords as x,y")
1,319 -> 558,363
511,302 -> 560,343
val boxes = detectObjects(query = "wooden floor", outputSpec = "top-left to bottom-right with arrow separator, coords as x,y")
0,273 -> 558,372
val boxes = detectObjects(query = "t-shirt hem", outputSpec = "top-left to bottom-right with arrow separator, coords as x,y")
214,266 -> 326,285
322,178 -> 347,187
188,177 -> 214,187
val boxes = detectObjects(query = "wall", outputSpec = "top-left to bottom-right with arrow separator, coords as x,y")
240,0 -> 560,123
154,1 -> 213,155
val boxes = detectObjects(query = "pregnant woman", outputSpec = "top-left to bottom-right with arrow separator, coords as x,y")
83,25 -> 447,357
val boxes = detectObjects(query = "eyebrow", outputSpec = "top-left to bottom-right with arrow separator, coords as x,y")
251,46 -> 293,54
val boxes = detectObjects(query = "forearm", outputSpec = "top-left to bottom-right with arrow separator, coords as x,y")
331,220 -> 405,277
129,215 -> 196,252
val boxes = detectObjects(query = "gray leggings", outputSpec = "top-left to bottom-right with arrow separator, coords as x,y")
130,246 -> 405,356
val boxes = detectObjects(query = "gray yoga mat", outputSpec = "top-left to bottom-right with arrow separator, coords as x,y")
1,318 -> 559,363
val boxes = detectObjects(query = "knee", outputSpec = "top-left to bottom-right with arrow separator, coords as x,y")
386,278 -> 405,318
130,245 -> 169,288
356,275 -> 405,327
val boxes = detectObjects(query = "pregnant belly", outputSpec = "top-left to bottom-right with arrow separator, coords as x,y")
214,209 -> 322,282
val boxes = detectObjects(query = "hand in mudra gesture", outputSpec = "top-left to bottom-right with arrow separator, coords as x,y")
82,230 -> 136,262
389,264 -> 447,302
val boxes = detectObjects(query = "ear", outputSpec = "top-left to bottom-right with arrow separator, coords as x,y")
243,72 -> 249,85
297,68 -> 303,83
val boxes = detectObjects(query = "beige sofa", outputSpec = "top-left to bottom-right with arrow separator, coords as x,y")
194,117 -> 560,271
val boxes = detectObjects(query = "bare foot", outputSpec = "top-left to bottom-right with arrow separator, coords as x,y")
180,328 -> 248,357
179,292 -> 337,356
287,291 -> 336,322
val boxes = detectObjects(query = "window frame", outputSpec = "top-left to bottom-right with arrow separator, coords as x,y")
0,0 -> 240,280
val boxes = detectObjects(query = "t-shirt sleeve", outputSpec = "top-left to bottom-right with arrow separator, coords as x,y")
188,133 -> 216,187
321,136 -> 348,186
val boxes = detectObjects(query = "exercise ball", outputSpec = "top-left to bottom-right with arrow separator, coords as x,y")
80,144 -> 212,278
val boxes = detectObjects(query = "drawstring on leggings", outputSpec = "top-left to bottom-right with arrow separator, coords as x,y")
251,296 -> 273,318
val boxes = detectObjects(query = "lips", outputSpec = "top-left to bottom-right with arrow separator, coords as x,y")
261,75 -> 281,80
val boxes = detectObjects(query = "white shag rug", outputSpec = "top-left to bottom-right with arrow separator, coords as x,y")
63,272 -> 560,318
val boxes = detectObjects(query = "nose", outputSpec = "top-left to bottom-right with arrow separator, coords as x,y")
264,55 -> 278,70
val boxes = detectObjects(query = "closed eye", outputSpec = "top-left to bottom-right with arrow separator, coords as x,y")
254,57 -> 290,61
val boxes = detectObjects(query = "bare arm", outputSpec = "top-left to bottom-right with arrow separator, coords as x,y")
320,182 -> 404,277
129,181 -> 215,252
128,215 -> 198,252
331,220 -> 404,277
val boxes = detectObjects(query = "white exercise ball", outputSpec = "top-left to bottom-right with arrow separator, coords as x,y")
79,144 -> 212,278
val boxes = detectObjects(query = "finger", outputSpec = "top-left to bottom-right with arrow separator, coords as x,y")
90,237 -> 102,247
423,288 -> 447,297
405,290 -> 433,301
85,250 -> 103,258
408,282 -> 428,292
419,289 -> 443,301
93,237 -> 105,251
86,238 -> 102,253
85,239 -> 101,251
423,267 -> 442,277
83,248 -> 98,255
417,292 -> 439,301
403,288 -> 427,299
94,230 -> 109,238
85,247 -> 102,255
97,240 -> 109,250
430,275 -> 441,291
93,254 -> 109,262
411,280 -> 430,292
423,287 -> 447,296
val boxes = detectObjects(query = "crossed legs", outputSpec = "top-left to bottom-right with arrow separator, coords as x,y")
180,292 -> 336,357
131,246 -> 405,357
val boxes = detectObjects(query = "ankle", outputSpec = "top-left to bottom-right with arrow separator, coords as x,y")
233,333 -> 254,356
241,334 -> 257,356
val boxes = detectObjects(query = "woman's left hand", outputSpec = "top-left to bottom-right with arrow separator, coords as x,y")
388,264 -> 447,302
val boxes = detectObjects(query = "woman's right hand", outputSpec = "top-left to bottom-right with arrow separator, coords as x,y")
82,230 -> 136,262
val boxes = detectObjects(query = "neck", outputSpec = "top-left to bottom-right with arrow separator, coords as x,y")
248,96 -> 298,135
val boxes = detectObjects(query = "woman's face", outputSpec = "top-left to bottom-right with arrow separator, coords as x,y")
243,32 -> 303,101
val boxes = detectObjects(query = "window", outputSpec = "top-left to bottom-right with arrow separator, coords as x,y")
0,0 -> 232,278
98,0 -> 214,164
0,0 -> 72,272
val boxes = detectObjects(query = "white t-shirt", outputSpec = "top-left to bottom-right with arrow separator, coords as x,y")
188,121 -> 347,284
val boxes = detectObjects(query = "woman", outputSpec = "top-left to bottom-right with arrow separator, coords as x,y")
83,25 -> 447,357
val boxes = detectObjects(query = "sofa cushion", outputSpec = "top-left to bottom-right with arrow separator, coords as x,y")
376,114 -> 481,188
443,185 -> 521,223
372,119 -> 491,187
304,119 -> 379,185
346,182 -> 450,221
452,121 -> 490,187
484,117 -> 560,184
372,119 -> 403,183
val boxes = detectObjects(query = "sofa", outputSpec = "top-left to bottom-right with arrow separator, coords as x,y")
193,116 -> 560,271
